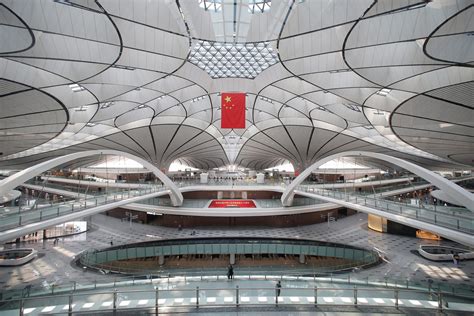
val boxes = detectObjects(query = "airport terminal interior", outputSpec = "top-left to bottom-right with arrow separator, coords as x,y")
0,0 -> 473,315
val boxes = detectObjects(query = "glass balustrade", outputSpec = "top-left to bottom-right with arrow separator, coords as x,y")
295,186 -> 474,234
0,186 -> 166,231
0,277 -> 471,314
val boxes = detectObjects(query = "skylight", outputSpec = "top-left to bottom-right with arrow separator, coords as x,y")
376,88 -> 391,96
197,1 -> 271,14
69,83 -> 84,92
188,40 -> 279,79
249,0 -> 271,13
344,103 -> 361,112
198,0 -> 222,12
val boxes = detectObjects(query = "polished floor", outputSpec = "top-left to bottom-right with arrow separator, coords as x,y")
1,212 -> 472,294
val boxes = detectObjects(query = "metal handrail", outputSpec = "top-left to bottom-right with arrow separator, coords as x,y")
0,283 -> 464,314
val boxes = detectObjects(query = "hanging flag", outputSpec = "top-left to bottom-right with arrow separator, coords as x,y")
221,92 -> 245,129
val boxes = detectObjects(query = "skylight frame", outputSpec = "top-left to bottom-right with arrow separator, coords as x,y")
189,40 -> 278,79
198,0 -> 222,12
248,0 -> 271,13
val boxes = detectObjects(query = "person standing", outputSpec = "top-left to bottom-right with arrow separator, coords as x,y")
227,265 -> 234,279
276,280 -> 282,297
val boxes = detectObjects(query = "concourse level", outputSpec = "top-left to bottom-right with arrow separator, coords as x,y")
1,178 -> 473,247
0,186 -> 170,244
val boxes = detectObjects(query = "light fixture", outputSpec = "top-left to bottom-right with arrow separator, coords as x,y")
376,88 -> 391,96
260,96 -> 273,104
100,101 -> 114,109
191,96 -> 206,103
85,123 -> 96,127
69,83 -> 85,92
74,106 -> 88,112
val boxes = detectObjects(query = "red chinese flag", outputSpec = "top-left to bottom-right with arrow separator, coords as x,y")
221,92 -> 245,129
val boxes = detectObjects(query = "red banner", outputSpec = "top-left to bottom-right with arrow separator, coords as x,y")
221,92 -> 245,129
208,200 -> 256,208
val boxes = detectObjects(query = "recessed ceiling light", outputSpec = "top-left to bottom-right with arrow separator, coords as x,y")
86,123 -> 96,127
260,96 -> 273,104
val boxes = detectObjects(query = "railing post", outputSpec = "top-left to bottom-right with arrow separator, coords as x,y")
40,211 -> 42,221
196,286 -> 199,308
314,286 -> 318,307
438,289 -> 443,311
155,286 -> 159,315
236,285 -> 239,307
394,289 -> 399,309
57,207 -> 60,216
353,286 -> 357,306
19,299 -> 24,316
68,294 -> 73,316
113,289 -> 117,312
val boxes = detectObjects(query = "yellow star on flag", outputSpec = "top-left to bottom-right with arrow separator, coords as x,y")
225,96 -> 232,103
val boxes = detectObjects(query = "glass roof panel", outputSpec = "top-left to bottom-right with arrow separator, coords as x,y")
188,40 -> 279,79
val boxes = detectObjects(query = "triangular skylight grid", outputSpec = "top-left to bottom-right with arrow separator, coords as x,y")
188,40 -> 279,79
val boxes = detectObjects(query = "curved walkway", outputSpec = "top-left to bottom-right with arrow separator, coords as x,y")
281,151 -> 474,212
2,181 -> 473,246
0,150 -> 183,206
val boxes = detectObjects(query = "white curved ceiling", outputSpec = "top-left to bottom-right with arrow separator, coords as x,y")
0,0 -> 472,171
